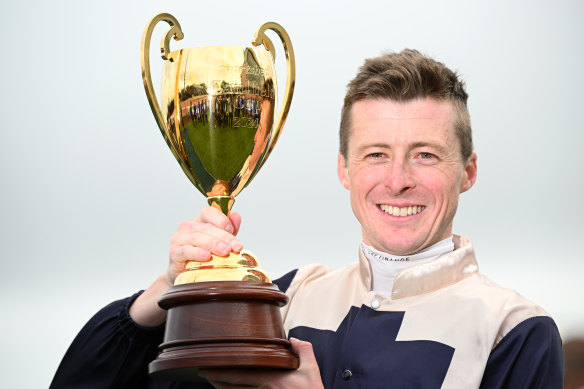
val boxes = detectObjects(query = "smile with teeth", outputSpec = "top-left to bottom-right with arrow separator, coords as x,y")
379,204 -> 425,217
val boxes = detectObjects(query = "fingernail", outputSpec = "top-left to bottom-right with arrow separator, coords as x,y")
231,239 -> 243,251
225,224 -> 234,234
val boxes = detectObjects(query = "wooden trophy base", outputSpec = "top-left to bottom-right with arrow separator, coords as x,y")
148,281 -> 299,382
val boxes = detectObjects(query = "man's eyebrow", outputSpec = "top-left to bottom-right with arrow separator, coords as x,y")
355,143 -> 391,152
366,142 -> 391,149
410,141 -> 449,153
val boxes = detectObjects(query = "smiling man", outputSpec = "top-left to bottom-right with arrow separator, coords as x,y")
52,50 -> 563,388
338,97 -> 476,257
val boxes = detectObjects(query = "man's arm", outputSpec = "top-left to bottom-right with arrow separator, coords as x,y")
53,206 -> 323,388
129,206 -> 244,327
51,207 -> 243,388
480,316 -> 564,388
50,292 -> 165,388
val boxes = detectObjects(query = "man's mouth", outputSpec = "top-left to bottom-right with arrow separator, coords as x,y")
379,204 -> 425,217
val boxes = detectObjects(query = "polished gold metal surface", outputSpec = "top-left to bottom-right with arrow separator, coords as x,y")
141,14 -> 295,284
175,249 -> 270,284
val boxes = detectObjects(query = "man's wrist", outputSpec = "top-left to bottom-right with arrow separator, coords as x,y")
129,273 -> 170,327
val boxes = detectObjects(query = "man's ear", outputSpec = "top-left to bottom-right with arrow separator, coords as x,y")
460,152 -> 478,193
337,152 -> 350,190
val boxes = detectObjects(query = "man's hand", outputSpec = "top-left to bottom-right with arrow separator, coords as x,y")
129,206 -> 243,327
167,206 -> 243,285
200,338 -> 323,389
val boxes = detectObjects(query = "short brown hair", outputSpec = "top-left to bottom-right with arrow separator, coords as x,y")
339,49 -> 472,161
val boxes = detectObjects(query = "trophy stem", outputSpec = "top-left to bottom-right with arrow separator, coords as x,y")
207,196 -> 235,216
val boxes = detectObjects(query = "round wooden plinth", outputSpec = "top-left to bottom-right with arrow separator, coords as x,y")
148,281 -> 299,382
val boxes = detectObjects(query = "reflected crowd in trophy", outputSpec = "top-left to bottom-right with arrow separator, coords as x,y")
161,76 -> 276,197
175,83 -> 272,131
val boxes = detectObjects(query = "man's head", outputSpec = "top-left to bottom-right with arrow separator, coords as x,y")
339,49 -> 472,162
337,50 -> 477,255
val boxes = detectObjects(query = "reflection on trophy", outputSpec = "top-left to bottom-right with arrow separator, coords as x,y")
140,13 -> 298,380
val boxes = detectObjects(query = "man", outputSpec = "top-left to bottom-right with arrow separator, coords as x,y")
51,49 -> 563,388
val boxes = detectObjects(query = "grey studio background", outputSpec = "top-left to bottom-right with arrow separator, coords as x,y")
1,0 -> 582,387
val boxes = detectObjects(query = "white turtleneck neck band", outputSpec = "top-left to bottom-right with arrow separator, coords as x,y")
361,237 -> 455,297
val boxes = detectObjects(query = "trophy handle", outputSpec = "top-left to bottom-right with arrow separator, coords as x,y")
252,22 -> 296,171
141,13 -> 183,138
141,14 -> 198,184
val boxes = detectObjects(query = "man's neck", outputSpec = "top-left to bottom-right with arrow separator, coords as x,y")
361,237 -> 455,297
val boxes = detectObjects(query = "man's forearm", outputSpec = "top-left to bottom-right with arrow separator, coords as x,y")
129,273 -> 171,327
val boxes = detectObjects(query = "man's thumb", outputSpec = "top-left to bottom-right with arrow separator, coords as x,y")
290,337 -> 317,364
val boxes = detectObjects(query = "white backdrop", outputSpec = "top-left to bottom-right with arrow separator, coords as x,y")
1,0 -> 582,387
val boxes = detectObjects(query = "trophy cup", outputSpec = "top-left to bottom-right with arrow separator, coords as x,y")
140,13 -> 298,380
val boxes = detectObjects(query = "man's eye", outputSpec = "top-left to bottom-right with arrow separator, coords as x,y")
368,152 -> 384,158
419,152 -> 435,159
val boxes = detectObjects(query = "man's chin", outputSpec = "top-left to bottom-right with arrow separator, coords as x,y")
373,237 -> 428,256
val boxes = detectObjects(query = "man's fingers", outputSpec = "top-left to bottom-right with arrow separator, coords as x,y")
290,338 -> 318,367
173,217 -> 243,253
168,208 -> 246,286
199,342 -> 323,389
169,243 -> 212,263
229,211 -> 242,236
172,229 -> 241,256
198,206 -> 237,234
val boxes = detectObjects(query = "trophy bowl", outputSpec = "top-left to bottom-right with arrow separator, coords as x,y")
140,13 -> 298,381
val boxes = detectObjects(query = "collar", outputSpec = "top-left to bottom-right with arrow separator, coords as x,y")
358,235 -> 479,299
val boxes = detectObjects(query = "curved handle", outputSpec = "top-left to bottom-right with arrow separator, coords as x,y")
140,13 -> 184,159
251,22 -> 296,171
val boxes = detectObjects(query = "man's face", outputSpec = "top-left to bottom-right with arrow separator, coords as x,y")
337,98 -> 477,255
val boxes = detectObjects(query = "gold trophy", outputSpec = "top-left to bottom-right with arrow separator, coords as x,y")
141,13 -> 297,380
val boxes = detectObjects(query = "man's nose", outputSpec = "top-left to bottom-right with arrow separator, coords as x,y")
384,159 -> 415,194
